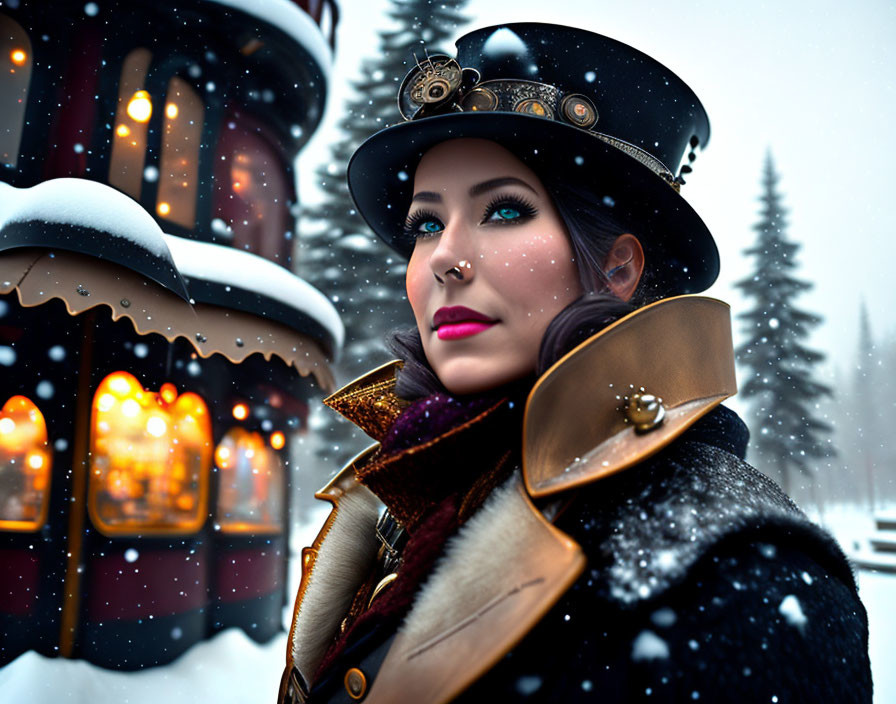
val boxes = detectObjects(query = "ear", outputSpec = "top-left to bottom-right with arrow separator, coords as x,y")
603,233 -> 645,302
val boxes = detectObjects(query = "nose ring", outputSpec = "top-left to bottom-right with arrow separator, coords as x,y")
444,260 -> 472,281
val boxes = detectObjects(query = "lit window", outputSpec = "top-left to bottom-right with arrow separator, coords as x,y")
0,396 -> 50,531
0,15 -> 32,168
88,371 -> 211,535
215,427 -> 284,533
212,114 -> 291,265
108,48 -> 152,198
156,76 -> 203,229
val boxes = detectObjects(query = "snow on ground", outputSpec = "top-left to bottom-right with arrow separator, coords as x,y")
0,629 -> 287,704
0,502 -> 892,703
821,502 -> 896,704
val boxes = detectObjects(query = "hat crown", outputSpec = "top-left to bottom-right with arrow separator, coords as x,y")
453,23 -> 710,179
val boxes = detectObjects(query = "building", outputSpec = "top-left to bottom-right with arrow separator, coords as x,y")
0,0 -> 342,669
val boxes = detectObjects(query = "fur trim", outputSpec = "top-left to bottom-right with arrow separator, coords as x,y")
290,484 -> 381,681
399,474 -> 530,646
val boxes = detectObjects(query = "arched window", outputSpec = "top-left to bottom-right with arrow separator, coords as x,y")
214,427 -> 284,533
156,76 -> 203,228
88,372 -> 211,535
212,114 -> 292,264
0,14 -> 32,169
108,48 -> 153,199
0,396 -> 50,531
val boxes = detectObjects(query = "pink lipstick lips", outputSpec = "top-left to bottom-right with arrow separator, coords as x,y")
433,306 -> 497,340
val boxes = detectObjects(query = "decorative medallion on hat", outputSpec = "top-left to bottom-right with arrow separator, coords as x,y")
398,54 -> 461,118
560,94 -> 598,129
514,97 -> 553,119
460,86 -> 498,112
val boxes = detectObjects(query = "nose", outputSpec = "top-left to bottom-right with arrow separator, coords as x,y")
429,222 -> 475,286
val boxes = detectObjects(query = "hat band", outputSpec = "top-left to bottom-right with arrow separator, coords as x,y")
398,56 -> 678,191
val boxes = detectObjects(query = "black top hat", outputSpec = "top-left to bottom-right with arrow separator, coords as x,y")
347,23 -> 718,294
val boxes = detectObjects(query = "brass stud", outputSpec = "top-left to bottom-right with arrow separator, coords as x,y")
560,93 -> 598,128
460,86 -> 498,112
344,667 -> 368,700
513,97 -> 553,119
625,392 -> 665,433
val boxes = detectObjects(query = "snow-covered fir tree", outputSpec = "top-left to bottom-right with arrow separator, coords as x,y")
296,0 -> 469,466
844,302 -> 886,508
736,152 -> 833,497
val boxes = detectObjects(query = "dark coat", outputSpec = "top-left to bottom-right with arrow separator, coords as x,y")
460,406 -> 872,702
307,407 -> 872,703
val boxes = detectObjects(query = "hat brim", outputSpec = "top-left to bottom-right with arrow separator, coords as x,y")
347,111 -> 718,294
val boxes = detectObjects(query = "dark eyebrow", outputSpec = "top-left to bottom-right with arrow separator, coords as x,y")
410,177 -> 538,205
410,191 -> 442,203
469,176 -> 538,197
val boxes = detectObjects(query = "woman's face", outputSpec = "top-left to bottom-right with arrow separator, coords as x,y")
405,138 -> 583,396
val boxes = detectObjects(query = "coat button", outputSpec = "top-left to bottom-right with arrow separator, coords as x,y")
344,667 -> 368,700
625,391 -> 665,433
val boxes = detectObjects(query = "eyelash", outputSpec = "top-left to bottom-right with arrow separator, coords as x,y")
402,195 -> 539,242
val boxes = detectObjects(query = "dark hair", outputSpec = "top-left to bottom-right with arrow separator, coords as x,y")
387,173 -> 656,400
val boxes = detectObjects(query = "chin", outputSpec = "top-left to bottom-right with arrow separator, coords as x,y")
434,357 -> 531,397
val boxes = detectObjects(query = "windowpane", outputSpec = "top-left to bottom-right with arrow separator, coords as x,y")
108,48 -> 152,198
0,14 -> 32,169
215,427 -> 284,533
156,76 -> 203,228
212,116 -> 291,265
0,396 -> 50,531
89,372 -> 211,534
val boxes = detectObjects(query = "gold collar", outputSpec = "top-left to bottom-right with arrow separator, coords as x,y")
523,295 -> 736,496
323,296 -> 736,496
322,360 -> 407,441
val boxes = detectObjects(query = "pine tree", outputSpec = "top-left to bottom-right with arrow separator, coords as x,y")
295,0 -> 469,467
735,152 -> 834,498
850,302 -> 882,509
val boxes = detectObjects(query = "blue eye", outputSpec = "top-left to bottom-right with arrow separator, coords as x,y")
483,196 -> 538,225
419,220 -> 444,234
493,207 -> 520,220
402,210 -> 444,241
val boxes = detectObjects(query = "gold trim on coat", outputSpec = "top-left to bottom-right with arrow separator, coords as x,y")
523,295 -> 737,496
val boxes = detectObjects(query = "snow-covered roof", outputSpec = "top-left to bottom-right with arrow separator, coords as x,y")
204,0 -> 332,77
163,233 -> 344,350
0,179 -> 171,259
0,178 -> 343,352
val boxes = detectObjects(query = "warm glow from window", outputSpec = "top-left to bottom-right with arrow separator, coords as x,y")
1,16 -> 32,168
232,403 -> 249,421
88,371 -> 211,535
270,431 -> 285,450
212,113 -> 292,265
157,201 -> 171,216
109,48 -> 152,198
215,428 -> 284,533
0,396 -> 51,531
156,76 -> 203,228
126,90 -> 152,123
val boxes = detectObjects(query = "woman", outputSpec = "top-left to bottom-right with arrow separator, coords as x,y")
280,24 -> 871,703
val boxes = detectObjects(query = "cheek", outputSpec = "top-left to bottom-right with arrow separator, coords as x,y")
405,250 -> 430,321
487,232 -> 579,296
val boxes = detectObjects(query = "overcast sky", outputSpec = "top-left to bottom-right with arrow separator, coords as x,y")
298,0 -> 896,375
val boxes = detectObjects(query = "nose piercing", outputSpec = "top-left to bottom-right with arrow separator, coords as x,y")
439,260 -> 472,283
